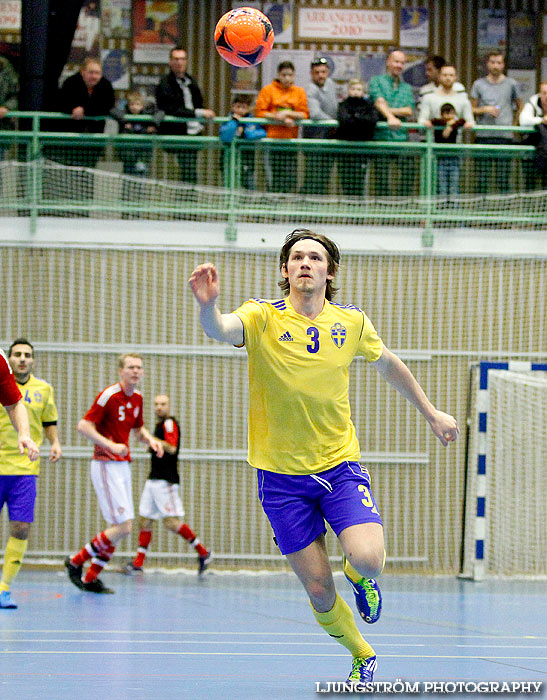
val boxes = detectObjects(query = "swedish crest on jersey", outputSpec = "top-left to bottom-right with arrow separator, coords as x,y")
331,323 -> 346,348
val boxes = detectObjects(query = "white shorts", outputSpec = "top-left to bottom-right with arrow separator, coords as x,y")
138,479 -> 184,520
90,460 -> 135,525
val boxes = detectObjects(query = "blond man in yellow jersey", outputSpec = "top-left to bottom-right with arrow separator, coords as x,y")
189,229 -> 459,687
0,339 -> 61,608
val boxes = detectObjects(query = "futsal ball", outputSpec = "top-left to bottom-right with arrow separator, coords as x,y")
214,7 -> 274,67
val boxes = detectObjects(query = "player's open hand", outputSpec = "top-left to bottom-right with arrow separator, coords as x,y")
429,410 -> 459,446
19,436 -> 39,461
149,437 -> 164,458
189,263 -> 220,307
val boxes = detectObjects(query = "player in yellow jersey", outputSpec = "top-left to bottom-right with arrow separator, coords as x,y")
189,229 -> 459,687
0,339 -> 62,608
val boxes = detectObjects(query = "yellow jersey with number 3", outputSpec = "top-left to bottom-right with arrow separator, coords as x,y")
0,374 -> 58,475
234,298 -> 383,475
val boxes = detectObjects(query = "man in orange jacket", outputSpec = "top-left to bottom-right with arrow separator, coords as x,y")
255,61 -> 309,193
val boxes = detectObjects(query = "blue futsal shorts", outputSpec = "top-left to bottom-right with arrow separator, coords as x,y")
257,461 -> 383,555
0,475 -> 37,523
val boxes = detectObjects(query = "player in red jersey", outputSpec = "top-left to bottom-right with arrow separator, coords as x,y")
65,353 -> 163,594
124,394 -> 211,575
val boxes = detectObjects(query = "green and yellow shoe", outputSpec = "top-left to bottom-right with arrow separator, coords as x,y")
343,556 -> 382,623
347,654 -> 377,685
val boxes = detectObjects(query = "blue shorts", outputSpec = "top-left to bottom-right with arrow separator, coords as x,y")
0,475 -> 37,522
257,461 -> 383,555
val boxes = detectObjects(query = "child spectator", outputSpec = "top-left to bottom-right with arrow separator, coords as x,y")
336,79 -> 380,197
219,94 -> 266,190
431,103 -> 466,197
112,91 -> 164,177
254,61 -> 309,193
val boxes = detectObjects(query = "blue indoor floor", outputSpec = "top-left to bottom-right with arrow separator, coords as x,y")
0,568 -> 545,700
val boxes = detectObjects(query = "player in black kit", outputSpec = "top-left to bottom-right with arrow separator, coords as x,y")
125,395 -> 211,574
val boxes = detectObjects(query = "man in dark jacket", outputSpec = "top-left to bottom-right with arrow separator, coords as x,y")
56,57 -> 115,167
336,80 -> 380,197
155,47 -> 215,184
0,55 -> 18,160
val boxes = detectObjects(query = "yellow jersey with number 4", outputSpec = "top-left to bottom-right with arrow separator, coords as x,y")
0,374 -> 58,475
234,298 -> 383,475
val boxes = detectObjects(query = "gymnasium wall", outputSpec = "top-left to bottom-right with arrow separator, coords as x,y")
1,245 -> 544,573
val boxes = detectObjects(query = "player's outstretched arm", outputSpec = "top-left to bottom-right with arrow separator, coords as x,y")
5,400 -> 39,461
189,263 -> 244,346
77,418 -> 128,457
371,346 -> 459,447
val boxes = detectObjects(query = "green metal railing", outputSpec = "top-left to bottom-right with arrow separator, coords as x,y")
0,111 -> 543,247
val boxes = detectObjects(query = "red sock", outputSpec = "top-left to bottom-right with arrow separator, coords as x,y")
71,531 -> 113,567
177,524 -> 208,558
84,543 -> 115,583
71,545 -> 93,567
194,542 -> 208,558
81,532 -> 115,583
134,530 -> 152,568
84,561 -> 105,583
177,523 -> 195,541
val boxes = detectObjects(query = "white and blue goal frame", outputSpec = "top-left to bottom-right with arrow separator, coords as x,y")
465,360 -> 547,580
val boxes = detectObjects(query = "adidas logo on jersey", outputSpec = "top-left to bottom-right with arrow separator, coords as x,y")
278,331 -> 294,342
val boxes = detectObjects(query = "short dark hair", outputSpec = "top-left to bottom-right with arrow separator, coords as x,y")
8,338 -> 34,357
440,103 -> 456,114
277,61 -> 295,73
232,94 -> 252,106
486,50 -> 504,61
426,55 -> 446,70
170,46 -> 187,58
278,228 -> 340,300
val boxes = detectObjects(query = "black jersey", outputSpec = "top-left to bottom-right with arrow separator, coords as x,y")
149,416 -> 180,484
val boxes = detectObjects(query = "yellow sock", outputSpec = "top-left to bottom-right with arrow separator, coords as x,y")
311,593 -> 375,659
344,549 -> 386,583
0,537 -> 28,592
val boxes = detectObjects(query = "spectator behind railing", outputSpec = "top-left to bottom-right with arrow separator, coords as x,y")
470,51 -> 522,194
254,61 -> 309,193
418,65 -> 474,197
219,94 -> 266,190
110,91 -> 164,178
519,81 -> 547,191
368,50 -> 416,196
155,46 -> 215,185
301,57 -> 339,195
336,79 -> 380,197
0,55 -> 18,160
54,57 -> 115,168
417,55 -> 466,109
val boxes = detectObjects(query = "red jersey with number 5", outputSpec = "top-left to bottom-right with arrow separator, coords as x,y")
84,383 -> 144,462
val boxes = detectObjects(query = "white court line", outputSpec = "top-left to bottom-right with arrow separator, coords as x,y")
2,651 -> 547,660
3,639 -> 547,650
11,629 -> 547,640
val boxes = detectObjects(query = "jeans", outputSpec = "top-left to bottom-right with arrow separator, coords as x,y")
437,156 -> 461,196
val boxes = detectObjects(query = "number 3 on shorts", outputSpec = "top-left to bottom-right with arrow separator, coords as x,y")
358,484 -> 379,515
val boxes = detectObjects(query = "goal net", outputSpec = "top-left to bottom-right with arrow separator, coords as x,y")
462,367 -> 547,579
